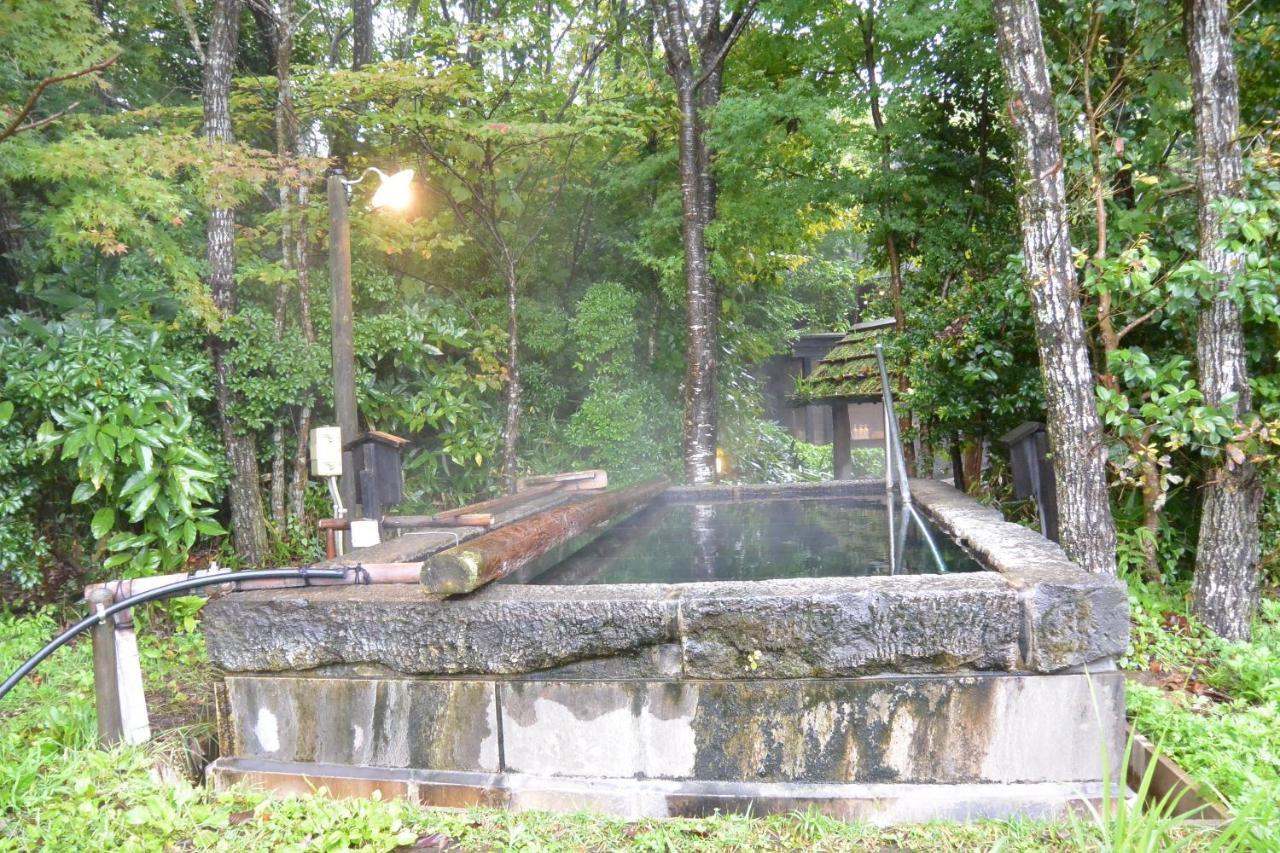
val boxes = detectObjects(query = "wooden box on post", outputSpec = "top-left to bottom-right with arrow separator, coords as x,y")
345,431 -> 409,521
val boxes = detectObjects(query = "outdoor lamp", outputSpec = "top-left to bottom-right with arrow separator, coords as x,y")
327,164 -> 415,548
342,166 -> 415,211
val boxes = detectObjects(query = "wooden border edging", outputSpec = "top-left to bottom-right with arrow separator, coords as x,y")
1126,724 -> 1229,822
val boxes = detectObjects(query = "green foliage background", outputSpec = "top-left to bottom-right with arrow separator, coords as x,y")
0,0 -> 1276,597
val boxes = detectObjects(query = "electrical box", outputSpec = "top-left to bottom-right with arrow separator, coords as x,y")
310,426 -> 344,478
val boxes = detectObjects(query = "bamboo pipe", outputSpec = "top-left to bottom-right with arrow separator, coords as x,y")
421,478 -> 670,595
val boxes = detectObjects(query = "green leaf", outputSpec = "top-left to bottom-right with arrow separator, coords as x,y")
72,481 -> 98,504
0,400 -> 13,425
195,519 -> 227,536
91,507 -> 116,539
127,481 -> 161,523
119,469 -> 156,498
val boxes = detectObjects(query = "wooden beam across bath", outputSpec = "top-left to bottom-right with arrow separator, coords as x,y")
420,478 -> 670,595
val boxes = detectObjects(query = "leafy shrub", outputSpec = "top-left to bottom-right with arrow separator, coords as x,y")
0,315 -> 224,585
1124,584 -> 1280,826
355,302 -> 506,508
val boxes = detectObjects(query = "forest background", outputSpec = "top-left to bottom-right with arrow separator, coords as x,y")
0,0 -> 1277,616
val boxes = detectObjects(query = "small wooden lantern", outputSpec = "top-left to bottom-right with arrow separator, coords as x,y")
999,421 -> 1059,542
345,430 -> 409,520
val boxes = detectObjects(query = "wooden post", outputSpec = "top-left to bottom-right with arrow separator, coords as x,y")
832,402 -> 852,480
88,587 -> 123,747
112,611 -> 151,745
422,479 -> 669,595
329,172 -> 358,547
950,433 -> 967,493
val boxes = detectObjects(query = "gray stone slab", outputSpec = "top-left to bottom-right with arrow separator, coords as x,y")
204,585 -> 677,675
222,676 -> 499,772
677,574 -> 1021,678
496,672 -> 1123,785
908,479 -> 1130,672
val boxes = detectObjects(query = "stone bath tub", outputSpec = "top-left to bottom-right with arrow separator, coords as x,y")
203,479 -> 1129,822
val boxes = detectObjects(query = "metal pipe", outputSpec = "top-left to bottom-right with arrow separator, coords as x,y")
875,343 -> 912,503
906,504 -> 950,573
83,562 -> 420,605
1,568 -> 347,704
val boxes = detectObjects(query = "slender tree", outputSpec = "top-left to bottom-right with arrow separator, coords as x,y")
853,0 -> 914,472
353,0 -> 374,68
648,0 -> 758,484
204,0 -> 270,565
993,0 -> 1117,574
1185,0 -> 1263,640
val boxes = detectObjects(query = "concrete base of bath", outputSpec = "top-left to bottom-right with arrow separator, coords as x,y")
209,670 -> 1126,821
209,758 -> 1114,822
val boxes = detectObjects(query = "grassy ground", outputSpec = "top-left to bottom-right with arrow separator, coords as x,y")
1121,584 -> 1280,821
0,589 -> 1276,851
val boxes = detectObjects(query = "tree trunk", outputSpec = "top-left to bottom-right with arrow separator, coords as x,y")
860,5 -> 914,475
204,0 -> 270,566
648,0 -> 758,484
352,0 -> 373,68
993,0 -> 1117,575
950,433 -> 967,493
286,0 -> 315,524
270,0 -> 297,533
502,257 -> 522,492
1185,0 -> 1263,640
1141,463 -> 1163,583
675,80 -> 718,483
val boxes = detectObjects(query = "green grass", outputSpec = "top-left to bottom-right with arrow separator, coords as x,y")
1121,583 -> 1280,837
0,598 -> 1275,851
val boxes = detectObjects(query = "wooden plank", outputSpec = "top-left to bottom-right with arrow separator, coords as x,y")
434,483 -> 561,519
1126,725 -> 1229,820
313,531 -> 484,568
518,469 -> 608,491
421,479 -> 669,595
113,619 -> 152,745
382,513 -> 494,529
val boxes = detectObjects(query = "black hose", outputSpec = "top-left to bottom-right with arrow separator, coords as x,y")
0,568 -> 347,704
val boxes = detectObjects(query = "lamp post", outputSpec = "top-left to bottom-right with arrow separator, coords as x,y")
327,167 -> 413,540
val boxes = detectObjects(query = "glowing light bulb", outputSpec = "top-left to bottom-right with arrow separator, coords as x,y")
370,169 -> 414,211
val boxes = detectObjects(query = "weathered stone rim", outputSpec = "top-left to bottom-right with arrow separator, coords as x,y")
202,479 -> 1128,678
